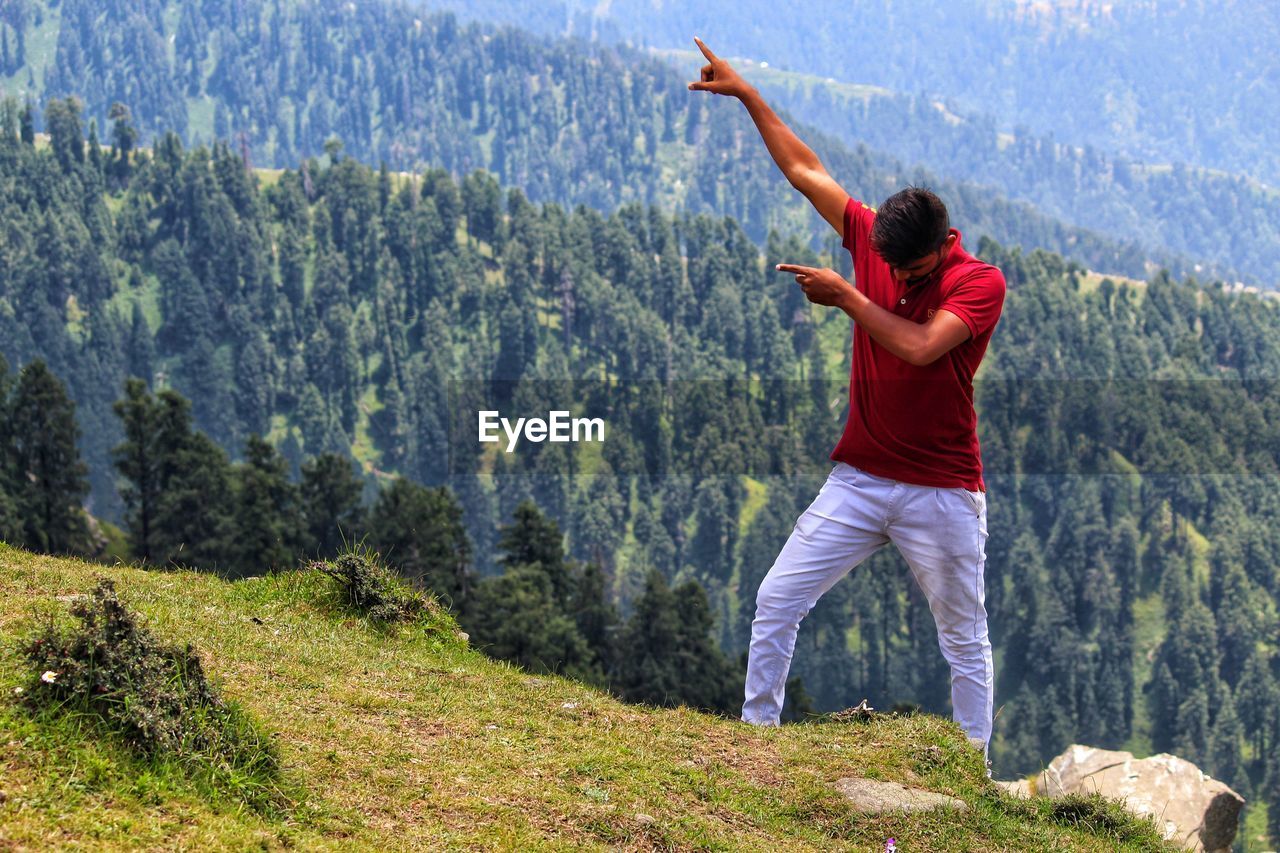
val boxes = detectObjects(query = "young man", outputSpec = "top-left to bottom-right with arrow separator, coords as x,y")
689,38 -> 1006,760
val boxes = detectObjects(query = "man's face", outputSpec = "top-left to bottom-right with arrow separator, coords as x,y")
891,244 -> 948,286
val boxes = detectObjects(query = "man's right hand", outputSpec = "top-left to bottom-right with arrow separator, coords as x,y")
687,37 -> 751,99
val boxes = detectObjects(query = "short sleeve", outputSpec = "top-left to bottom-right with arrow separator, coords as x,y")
938,267 -> 1007,340
842,197 -> 877,263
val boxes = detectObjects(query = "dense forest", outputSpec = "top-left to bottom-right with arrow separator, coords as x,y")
427,0 -> 1280,187
740,69 -> 1280,285
2,95 -> 1280,844
0,0 -> 1159,279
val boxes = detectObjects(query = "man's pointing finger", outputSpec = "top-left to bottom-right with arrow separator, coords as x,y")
694,36 -> 719,62
775,263 -> 818,275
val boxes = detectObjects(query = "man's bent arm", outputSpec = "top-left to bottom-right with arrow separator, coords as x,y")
837,289 -> 971,367
776,263 -> 973,367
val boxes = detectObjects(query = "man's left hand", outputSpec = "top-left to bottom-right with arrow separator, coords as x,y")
776,263 -> 856,308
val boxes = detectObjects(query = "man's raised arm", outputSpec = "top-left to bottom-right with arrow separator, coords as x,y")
688,37 -> 850,236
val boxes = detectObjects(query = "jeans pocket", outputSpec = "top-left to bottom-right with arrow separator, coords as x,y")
830,463 -> 860,488
958,487 -> 984,516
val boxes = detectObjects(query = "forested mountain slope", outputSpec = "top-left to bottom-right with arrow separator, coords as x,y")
378,0 -> 1280,284
723,59 -> 1280,286
2,113 -> 1280,845
421,0 -> 1280,187
0,0 -> 1158,278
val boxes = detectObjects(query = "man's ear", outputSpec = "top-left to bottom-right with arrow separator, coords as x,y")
943,232 -> 958,253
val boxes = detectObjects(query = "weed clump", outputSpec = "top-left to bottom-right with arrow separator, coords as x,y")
309,543 -> 451,628
1047,793 -> 1160,843
18,578 -> 283,808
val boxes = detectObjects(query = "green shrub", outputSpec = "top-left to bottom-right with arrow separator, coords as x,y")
309,542 -> 449,627
18,578 -> 283,809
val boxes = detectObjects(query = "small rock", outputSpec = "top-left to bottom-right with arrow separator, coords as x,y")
634,813 -> 655,825
836,777 -> 967,813
995,779 -> 1032,799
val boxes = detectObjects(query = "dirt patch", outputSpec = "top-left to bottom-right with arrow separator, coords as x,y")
687,730 -> 786,789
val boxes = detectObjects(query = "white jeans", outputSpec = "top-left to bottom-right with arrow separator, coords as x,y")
742,462 -> 993,750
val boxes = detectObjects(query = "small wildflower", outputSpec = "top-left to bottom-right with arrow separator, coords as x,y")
12,686 -> 23,696
40,671 -> 58,685
885,840 -> 897,853
561,701 -> 579,710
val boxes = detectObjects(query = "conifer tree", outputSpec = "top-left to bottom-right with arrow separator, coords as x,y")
228,434 -> 300,576
572,562 -> 618,676
111,378 -> 162,562
496,499 -> 572,604
8,360 -> 89,555
149,391 -> 235,571
464,565 -> 602,685
366,477 -> 472,607
614,569 -> 740,714
299,452 -> 366,558
0,354 -> 23,542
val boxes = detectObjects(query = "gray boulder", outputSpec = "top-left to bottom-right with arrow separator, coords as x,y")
835,777 -> 967,813
1032,745 -> 1244,852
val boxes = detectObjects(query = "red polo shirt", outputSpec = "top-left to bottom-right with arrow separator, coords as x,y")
831,197 -> 1006,491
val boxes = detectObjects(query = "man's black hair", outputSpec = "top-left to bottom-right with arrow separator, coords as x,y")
869,186 -> 950,268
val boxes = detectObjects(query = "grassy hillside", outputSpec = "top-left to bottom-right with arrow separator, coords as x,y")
0,543 -> 1172,850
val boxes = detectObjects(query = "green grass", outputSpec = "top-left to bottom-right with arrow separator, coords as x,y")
186,95 -> 217,143
349,382 -> 384,473
0,2 -> 61,97
1243,799 -> 1271,852
0,543 -> 1175,850
738,475 -> 769,538
1123,592 -> 1166,758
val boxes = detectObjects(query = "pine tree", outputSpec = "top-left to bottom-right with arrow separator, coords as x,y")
496,500 -> 572,605
111,378 -> 162,562
366,478 -> 472,608
0,354 -> 23,542
228,434 -> 300,576
613,569 -> 740,714
8,361 -> 89,555
612,569 -> 685,707
43,97 -> 85,172
464,566 -> 602,685
1267,763 -> 1280,852
572,562 -> 618,676
17,100 -> 33,145
149,391 -> 235,571
1208,690 -> 1247,795
1237,650 -> 1276,760
299,452 -> 366,558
